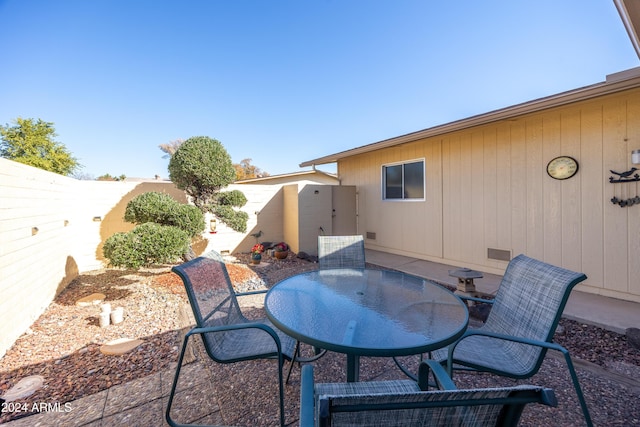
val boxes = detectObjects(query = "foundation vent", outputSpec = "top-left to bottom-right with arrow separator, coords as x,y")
488,248 -> 511,262
366,232 -> 376,240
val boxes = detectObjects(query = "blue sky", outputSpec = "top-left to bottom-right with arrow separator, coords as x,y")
0,1 -> 638,179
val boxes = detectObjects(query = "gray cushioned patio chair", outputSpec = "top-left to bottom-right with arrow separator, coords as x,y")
313,235 -> 366,363
317,235 -> 366,269
430,254 -> 592,427
299,360 -> 557,426
165,251 -> 297,427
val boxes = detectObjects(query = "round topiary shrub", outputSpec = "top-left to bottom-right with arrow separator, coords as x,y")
216,189 -> 247,208
103,223 -> 191,269
168,136 -> 248,233
168,136 -> 236,209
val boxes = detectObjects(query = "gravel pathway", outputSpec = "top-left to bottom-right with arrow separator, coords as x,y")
1,253 -> 639,426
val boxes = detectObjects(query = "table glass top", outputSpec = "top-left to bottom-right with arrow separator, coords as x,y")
265,268 -> 468,356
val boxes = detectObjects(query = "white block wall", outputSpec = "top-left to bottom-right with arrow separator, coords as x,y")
0,159 -> 140,357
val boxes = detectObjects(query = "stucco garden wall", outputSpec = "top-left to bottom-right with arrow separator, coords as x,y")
0,160 -> 339,357
0,159 -> 184,357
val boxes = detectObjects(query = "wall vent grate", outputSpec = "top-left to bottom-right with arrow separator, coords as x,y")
488,248 -> 511,261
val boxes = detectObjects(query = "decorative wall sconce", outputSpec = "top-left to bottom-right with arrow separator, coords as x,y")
32,227 -> 39,236
632,150 -> 640,165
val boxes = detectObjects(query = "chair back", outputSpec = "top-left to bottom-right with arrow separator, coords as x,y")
316,385 -> 555,427
482,254 -> 587,372
171,251 -> 248,359
317,235 -> 366,269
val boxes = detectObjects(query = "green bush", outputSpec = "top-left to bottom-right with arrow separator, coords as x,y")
103,223 -> 191,269
172,204 -> 206,237
124,192 -> 204,237
213,205 -> 249,233
168,136 -> 237,209
167,136 -> 249,233
216,189 -> 247,207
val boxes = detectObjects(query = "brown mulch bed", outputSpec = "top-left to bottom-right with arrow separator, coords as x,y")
1,253 -> 639,425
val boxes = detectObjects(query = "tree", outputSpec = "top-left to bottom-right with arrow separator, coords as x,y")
233,158 -> 269,180
96,173 -> 126,181
159,138 -> 184,159
0,118 -> 80,176
169,136 -> 249,232
72,171 -> 95,180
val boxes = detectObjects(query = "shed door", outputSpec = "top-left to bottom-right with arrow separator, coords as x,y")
331,186 -> 357,235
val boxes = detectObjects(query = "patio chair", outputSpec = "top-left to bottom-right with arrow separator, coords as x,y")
165,251 -> 297,427
299,360 -> 557,426
317,235 -> 366,269
430,254 -> 593,427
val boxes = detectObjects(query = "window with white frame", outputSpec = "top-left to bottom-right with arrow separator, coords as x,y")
382,159 -> 425,200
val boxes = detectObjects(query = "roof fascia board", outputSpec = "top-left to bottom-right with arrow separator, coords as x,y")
235,169 -> 337,183
615,0 -> 640,59
300,71 -> 640,167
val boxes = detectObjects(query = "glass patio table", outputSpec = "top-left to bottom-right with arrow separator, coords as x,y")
265,268 -> 469,382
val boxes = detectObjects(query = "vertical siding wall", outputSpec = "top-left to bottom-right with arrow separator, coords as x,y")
339,88 -> 640,303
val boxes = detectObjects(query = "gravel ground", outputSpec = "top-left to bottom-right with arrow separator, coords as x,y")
1,253 -> 639,426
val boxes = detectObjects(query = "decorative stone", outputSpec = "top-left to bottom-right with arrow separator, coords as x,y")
250,261 -> 270,268
100,338 -> 144,355
76,293 -> 106,306
626,327 -> 640,350
297,251 -> 318,263
1,375 -> 44,402
449,268 -> 483,293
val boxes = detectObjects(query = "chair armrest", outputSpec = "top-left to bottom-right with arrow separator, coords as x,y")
418,360 -> 457,391
235,289 -> 268,297
299,365 -> 315,427
187,322 -> 283,354
455,329 -> 568,354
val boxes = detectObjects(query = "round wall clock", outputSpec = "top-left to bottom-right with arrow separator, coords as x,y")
546,156 -> 579,180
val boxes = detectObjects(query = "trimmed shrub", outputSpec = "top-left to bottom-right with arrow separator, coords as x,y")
168,136 -> 236,209
213,205 -> 249,233
124,192 -> 204,237
168,136 -> 248,233
103,223 -> 190,269
216,189 -> 247,207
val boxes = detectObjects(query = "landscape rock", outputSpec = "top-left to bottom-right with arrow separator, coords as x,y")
99,338 -> 144,355
626,327 -> 640,350
1,375 -> 44,402
75,292 -> 106,306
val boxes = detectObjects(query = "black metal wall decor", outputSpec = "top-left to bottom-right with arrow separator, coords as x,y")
609,168 -> 640,207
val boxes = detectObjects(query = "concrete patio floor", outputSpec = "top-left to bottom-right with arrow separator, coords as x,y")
4,250 -> 640,426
